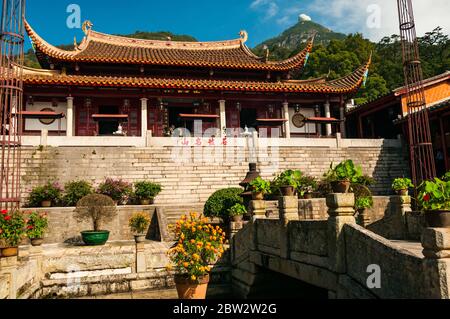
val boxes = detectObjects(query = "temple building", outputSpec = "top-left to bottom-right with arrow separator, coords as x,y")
21,19 -> 370,145
346,71 -> 450,176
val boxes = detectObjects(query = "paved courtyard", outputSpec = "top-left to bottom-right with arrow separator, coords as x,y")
79,289 -> 178,299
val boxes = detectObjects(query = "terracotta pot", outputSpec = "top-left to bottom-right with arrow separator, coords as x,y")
30,238 -> 44,246
134,234 -> 146,243
303,193 -> 313,199
41,200 -> 52,208
397,189 -> 408,196
140,199 -> 154,205
425,210 -> 450,228
232,215 -> 243,222
331,180 -> 351,193
1,247 -> 18,258
252,192 -> 264,200
175,274 -> 210,300
280,186 -> 295,196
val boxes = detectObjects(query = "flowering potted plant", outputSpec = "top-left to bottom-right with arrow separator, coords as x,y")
27,182 -> 63,208
299,176 -> 318,199
274,170 -> 303,196
134,181 -> 162,205
25,211 -> 49,246
129,212 -> 151,243
392,178 -> 414,196
97,178 -> 132,205
0,210 -> 25,257
167,213 -> 225,299
249,177 -> 271,200
324,160 -> 362,193
228,203 -> 247,222
418,177 -> 450,227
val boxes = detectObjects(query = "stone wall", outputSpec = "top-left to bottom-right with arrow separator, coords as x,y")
20,142 -> 408,205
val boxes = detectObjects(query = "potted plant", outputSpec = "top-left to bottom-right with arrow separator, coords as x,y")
324,160 -> 362,193
25,211 -> 49,246
355,196 -> 374,215
249,177 -> 271,200
418,177 -> 450,228
97,178 -> 132,205
129,212 -> 151,243
63,180 -> 93,207
134,181 -> 162,205
228,203 -> 247,222
274,170 -> 303,196
0,210 -> 25,257
75,194 -> 117,246
203,188 -> 243,224
27,182 -> 63,208
392,178 -> 414,196
167,213 -> 225,299
299,176 -> 317,199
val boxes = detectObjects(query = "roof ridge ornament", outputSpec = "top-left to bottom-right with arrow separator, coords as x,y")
82,20 -> 93,35
239,30 -> 248,43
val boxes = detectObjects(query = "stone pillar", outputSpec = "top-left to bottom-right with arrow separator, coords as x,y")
249,199 -> 267,251
279,196 -> 299,259
230,220 -> 245,241
219,100 -> 227,138
140,98 -> 148,139
136,242 -> 146,273
0,257 -> 18,299
29,246 -> 44,283
357,209 -> 371,228
391,195 -> 411,239
339,105 -> 346,138
327,193 -> 356,273
421,228 -> 450,298
40,129 -> 48,146
324,99 -> 332,136
282,101 -> 291,139
66,96 -> 74,137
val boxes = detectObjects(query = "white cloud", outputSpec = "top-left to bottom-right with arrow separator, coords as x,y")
299,14 -> 312,22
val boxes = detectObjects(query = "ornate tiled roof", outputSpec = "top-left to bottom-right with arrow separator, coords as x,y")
25,19 -> 313,72
20,57 -> 371,94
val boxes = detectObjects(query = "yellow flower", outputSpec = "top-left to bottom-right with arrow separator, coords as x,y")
166,264 -> 173,271
191,275 -> 197,281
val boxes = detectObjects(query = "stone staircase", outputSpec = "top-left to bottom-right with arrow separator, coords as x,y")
155,204 -> 205,241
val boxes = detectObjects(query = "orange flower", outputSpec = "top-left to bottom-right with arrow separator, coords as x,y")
190,239 -> 196,244
183,262 -> 189,268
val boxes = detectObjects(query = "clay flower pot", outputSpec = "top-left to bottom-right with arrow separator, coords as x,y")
232,215 -> 243,222
397,189 -> 408,196
41,200 -> 52,208
252,192 -> 264,200
0,247 -> 18,258
331,180 -> 351,193
175,274 -> 210,300
425,210 -> 450,228
30,238 -> 44,247
280,186 -> 295,196
140,199 -> 154,206
134,234 -> 146,243
303,193 -> 313,200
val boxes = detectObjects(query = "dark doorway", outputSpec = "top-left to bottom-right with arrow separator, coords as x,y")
240,108 -> 257,129
169,107 -> 194,132
98,105 -> 119,136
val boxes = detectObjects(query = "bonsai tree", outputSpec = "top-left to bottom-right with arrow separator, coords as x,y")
0,210 -> 25,251
97,178 -> 132,205
75,194 -> 117,245
26,182 -> 63,207
129,212 -> 151,242
134,181 -> 162,205
392,178 -> 414,195
25,211 -> 49,243
63,180 -> 93,207
228,203 -> 247,222
204,188 -> 243,222
249,177 -> 271,199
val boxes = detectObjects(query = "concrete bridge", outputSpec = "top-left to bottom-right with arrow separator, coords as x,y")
230,194 -> 450,299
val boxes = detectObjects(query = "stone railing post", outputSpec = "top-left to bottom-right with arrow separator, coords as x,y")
421,228 -> 450,299
327,193 -> 356,273
136,242 -> 146,273
230,220 -> 245,241
248,199 -> 267,251
29,246 -> 44,283
357,209 -> 371,228
0,257 -> 18,299
391,195 -> 411,238
279,196 -> 299,259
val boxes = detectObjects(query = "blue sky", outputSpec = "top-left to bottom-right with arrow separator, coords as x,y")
24,0 -> 450,50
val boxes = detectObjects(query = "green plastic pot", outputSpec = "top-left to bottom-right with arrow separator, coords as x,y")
81,231 -> 110,246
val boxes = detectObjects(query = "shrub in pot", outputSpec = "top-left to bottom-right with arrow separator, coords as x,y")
167,213 -> 225,299
0,210 -> 25,257
97,178 -> 132,205
324,160 -> 362,193
417,177 -> 450,228
27,182 -> 63,208
134,181 -> 162,205
392,178 -> 413,196
25,211 -> 49,246
249,177 -> 271,200
129,212 -> 151,243
298,176 -> 317,199
75,194 -> 117,246
274,170 -> 303,196
204,188 -> 243,223
63,180 -> 93,207
228,203 -> 247,222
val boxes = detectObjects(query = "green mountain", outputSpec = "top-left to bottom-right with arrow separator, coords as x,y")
253,20 -> 347,60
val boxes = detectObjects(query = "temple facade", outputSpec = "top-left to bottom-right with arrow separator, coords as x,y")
21,19 -> 370,146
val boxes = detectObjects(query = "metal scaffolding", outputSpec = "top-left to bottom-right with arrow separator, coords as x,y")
0,0 -> 25,209
397,0 -> 436,186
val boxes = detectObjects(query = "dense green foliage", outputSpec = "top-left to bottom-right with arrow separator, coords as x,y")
25,211 -> 49,239
228,203 -> 247,217
418,176 -> 450,211
392,178 -> 414,192
63,180 -> 93,207
134,181 -> 162,200
204,188 -> 243,220
324,160 -> 362,183
249,177 -> 272,195
97,178 -> 132,203
26,182 -> 63,207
